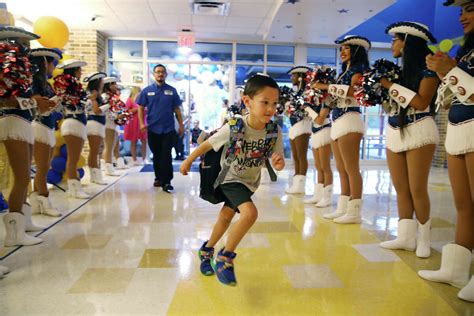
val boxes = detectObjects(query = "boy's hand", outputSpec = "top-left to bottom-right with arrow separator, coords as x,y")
180,159 -> 191,175
271,153 -> 285,171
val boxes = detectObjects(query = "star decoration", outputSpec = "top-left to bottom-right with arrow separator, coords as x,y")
338,9 -> 349,13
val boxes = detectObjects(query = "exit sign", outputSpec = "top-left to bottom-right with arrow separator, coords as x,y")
178,33 -> 195,48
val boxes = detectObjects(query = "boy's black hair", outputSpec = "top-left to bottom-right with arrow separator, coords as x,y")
243,74 -> 279,98
153,64 -> 167,73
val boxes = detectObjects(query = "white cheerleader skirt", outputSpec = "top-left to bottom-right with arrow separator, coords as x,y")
0,114 -> 34,145
87,120 -> 106,138
61,117 -> 87,141
289,118 -> 312,140
32,121 -> 55,147
386,114 -> 439,153
311,123 -> 332,150
445,120 -> 474,155
330,109 -> 365,141
106,117 -> 117,131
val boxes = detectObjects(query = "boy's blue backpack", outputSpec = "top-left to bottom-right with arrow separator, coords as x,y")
199,117 -> 279,204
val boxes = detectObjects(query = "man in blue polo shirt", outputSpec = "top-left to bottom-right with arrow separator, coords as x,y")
137,64 -> 184,192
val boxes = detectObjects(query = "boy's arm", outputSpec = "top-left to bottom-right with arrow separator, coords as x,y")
180,140 -> 213,175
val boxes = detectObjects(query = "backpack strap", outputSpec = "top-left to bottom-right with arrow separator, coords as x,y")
214,117 -> 244,188
263,121 -> 279,182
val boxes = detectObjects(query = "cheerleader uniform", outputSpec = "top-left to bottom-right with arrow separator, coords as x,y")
309,104 -> 332,149
385,69 -> 439,153
441,49 -> 474,155
54,74 -> 88,141
31,80 -> 57,147
86,94 -> 106,139
288,94 -> 312,140
328,63 -> 366,141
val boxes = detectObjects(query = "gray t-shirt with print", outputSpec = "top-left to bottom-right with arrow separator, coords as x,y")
207,117 -> 283,192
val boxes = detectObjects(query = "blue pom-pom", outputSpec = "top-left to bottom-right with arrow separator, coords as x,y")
47,169 -> 62,185
60,144 -> 67,158
51,156 -> 67,172
77,168 -> 85,179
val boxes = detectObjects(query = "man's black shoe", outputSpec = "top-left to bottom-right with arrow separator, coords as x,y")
153,180 -> 161,187
162,184 -> 174,193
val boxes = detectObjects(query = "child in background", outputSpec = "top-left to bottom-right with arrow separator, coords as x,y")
180,74 -> 285,286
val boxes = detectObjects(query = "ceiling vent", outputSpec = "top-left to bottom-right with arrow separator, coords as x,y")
190,1 -> 230,16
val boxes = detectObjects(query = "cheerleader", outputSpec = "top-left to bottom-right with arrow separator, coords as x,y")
419,0 -> 474,302
84,72 -> 108,185
29,48 -> 63,217
378,22 -> 440,258
285,66 -> 312,194
0,26 -> 56,247
54,59 -> 90,199
303,96 -> 333,207
102,76 -> 126,175
312,35 -> 370,224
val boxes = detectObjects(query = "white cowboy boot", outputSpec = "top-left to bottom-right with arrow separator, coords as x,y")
315,185 -> 333,208
105,163 -> 120,176
418,243 -> 471,288
323,195 -> 349,219
90,168 -> 107,185
285,175 -> 306,194
30,192 -> 61,217
304,183 -> 323,204
116,157 -> 128,169
3,212 -> 43,247
67,179 -> 90,199
380,219 -> 417,251
22,204 -> 45,232
334,199 -> 362,224
459,276 -> 474,302
416,219 -> 431,258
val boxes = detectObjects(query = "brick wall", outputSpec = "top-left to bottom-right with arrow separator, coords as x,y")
63,29 -> 107,75
433,108 -> 448,168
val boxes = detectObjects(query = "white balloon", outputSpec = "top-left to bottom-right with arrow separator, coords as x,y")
213,70 -> 224,81
189,53 -> 202,62
200,70 -> 215,85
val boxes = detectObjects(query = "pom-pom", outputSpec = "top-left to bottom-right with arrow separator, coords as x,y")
0,42 -> 33,98
355,59 -> 401,107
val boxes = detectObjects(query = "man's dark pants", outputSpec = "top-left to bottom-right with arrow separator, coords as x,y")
148,130 -> 175,185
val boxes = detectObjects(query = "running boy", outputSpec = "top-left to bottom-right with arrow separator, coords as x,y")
180,74 -> 285,286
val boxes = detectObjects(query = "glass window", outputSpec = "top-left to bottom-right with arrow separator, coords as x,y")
147,41 -> 179,60
236,44 -> 264,63
108,40 -> 143,60
192,42 -> 233,62
108,61 -> 143,84
307,47 -> 337,66
266,66 -> 292,84
235,65 -> 264,85
267,45 -> 294,64
370,48 -> 397,65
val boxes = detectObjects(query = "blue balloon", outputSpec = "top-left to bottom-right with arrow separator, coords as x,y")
77,168 -> 85,179
47,169 -> 62,185
51,156 -> 67,172
60,144 -> 67,158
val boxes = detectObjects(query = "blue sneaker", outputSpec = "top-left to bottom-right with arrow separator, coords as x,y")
212,248 -> 237,286
198,241 -> 215,276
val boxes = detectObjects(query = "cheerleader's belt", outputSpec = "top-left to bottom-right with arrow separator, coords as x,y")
64,113 -> 87,125
87,114 -> 106,125
37,114 -> 55,129
331,107 -> 361,122
312,123 -> 331,134
449,103 -> 474,124
388,112 -> 431,128
0,108 -> 33,121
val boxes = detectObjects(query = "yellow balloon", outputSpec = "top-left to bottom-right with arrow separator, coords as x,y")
77,155 -> 86,168
52,68 -> 63,78
33,16 -> 70,49
60,54 -> 72,61
428,45 -> 438,54
439,39 -> 454,53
